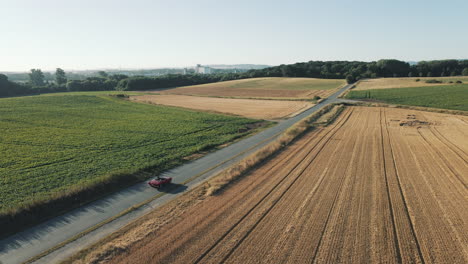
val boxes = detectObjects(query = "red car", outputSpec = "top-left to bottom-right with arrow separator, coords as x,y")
148,177 -> 172,189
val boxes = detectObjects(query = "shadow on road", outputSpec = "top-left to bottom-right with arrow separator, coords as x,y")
156,183 -> 188,194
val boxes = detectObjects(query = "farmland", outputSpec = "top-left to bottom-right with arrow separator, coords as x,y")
355,76 -> 468,90
76,106 -> 468,264
0,95 -> 257,214
346,84 -> 468,111
158,77 -> 345,99
130,94 -> 314,120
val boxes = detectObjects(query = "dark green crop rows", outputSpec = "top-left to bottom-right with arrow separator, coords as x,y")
0,95 -> 256,213
346,84 -> 468,111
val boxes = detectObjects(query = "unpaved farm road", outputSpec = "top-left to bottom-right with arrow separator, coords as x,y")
0,84 -> 352,264
111,107 -> 468,264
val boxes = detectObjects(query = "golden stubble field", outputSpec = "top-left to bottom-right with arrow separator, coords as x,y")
355,76 -> 468,90
74,106 -> 468,264
131,94 -> 314,120
157,77 -> 345,99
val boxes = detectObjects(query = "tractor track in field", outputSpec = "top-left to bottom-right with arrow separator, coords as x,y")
378,109 -> 402,263
382,108 -> 426,264
193,109 -> 355,264
458,117 -> 468,125
309,137 -> 357,263
430,126 -> 468,164
416,127 -> 466,188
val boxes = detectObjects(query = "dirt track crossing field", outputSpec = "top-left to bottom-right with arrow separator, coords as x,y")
100,107 -> 468,264
130,95 -> 314,120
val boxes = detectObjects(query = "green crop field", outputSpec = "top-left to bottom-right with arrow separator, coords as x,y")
346,84 -> 468,111
0,95 -> 257,213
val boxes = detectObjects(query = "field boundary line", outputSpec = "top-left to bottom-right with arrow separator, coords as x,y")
382,109 -> 426,263
193,108 -> 354,263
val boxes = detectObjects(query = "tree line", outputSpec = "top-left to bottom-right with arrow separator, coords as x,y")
247,59 -> 468,83
1,59 -> 468,97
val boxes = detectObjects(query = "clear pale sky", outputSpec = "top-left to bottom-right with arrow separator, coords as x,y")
1,0 -> 467,71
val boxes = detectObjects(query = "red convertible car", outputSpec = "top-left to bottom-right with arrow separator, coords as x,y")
148,176 -> 172,189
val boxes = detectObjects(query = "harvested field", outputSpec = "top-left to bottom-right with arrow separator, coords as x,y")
158,77 -> 345,99
130,94 -> 314,120
75,107 -> 468,264
355,76 -> 468,90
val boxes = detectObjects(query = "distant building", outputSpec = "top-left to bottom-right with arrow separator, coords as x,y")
195,64 -> 212,74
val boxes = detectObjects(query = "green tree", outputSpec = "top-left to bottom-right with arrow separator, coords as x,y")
29,69 -> 45,86
376,59 -> 410,77
55,68 -> 67,85
0,74 -> 8,96
97,71 -> 109,78
346,75 -> 355,84
462,68 -> 468,76
66,80 -> 82,91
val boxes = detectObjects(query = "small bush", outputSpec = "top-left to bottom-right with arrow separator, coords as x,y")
313,95 -> 321,100
449,81 -> 454,83
456,80 -> 463,84
114,94 -> 129,98
425,79 -> 443,84
415,79 -> 420,82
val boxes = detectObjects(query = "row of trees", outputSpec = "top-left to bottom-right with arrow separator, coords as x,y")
247,59 -> 468,83
0,69 -> 129,97
2,59 -> 468,97
116,73 -> 247,91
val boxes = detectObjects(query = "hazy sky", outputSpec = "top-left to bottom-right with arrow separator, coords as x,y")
1,0 -> 467,71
